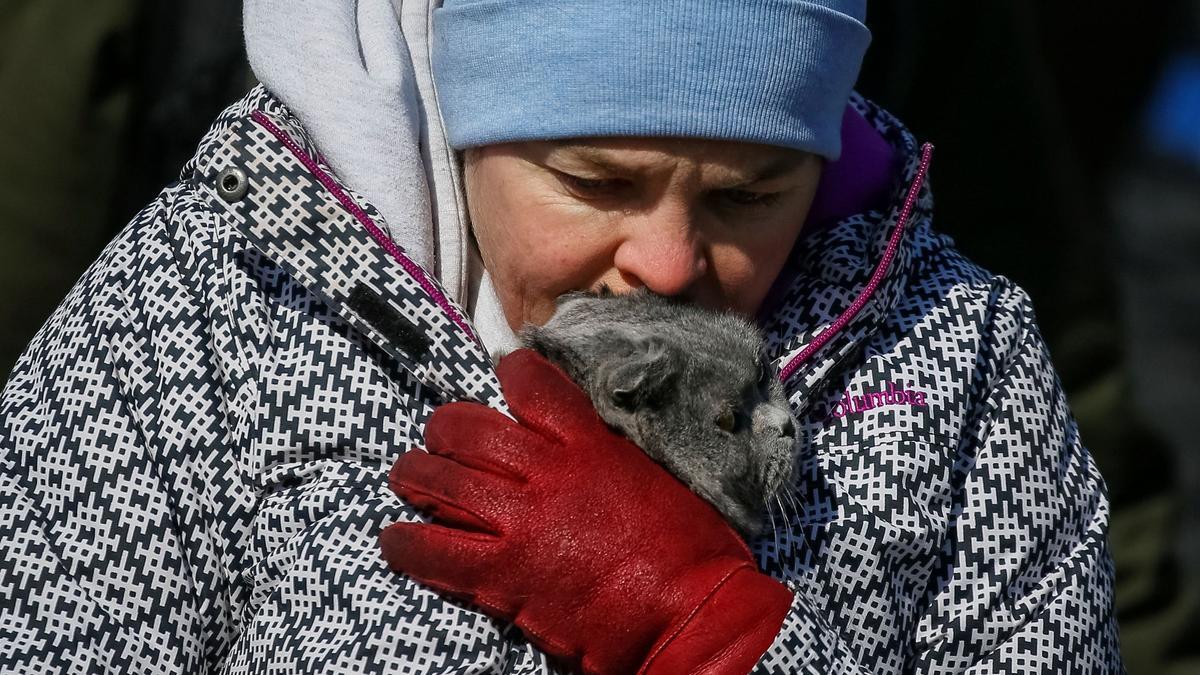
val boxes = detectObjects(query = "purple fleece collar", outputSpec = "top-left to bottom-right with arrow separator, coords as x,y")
803,105 -> 898,230
754,103 -> 903,326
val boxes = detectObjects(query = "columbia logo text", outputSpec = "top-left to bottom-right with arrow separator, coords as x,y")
822,381 -> 929,421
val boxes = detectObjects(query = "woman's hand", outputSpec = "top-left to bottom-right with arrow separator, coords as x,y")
380,349 -> 792,675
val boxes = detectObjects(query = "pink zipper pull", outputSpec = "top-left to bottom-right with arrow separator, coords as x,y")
779,142 -> 934,384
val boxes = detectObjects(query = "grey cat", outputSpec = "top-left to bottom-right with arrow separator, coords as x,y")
518,289 -> 799,538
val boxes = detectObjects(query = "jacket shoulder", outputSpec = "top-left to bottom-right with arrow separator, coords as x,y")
177,85 -> 304,182
908,238 -> 1041,366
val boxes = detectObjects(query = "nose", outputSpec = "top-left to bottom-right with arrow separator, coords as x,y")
611,210 -> 708,297
755,404 -> 797,440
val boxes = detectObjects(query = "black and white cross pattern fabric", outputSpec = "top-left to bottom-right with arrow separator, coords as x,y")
1,85 -> 1123,673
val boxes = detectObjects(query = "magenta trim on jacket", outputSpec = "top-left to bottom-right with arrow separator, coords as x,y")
250,110 -> 481,347
779,142 -> 934,383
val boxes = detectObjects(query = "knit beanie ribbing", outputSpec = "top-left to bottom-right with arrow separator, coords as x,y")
431,0 -> 871,160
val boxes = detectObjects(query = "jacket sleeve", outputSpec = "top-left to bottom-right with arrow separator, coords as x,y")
751,282 -> 1123,674
0,181 -> 561,674
0,188 -> 220,674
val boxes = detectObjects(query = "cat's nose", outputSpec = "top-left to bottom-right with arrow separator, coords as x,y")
778,417 -> 795,439
756,404 -> 796,439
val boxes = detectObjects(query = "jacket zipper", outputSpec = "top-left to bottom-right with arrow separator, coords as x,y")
778,142 -> 934,385
250,110 -> 484,350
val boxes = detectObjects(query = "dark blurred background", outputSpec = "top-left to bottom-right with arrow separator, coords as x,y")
1,2 -> 1197,672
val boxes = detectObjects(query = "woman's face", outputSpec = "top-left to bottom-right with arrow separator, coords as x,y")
464,136 -> 823,330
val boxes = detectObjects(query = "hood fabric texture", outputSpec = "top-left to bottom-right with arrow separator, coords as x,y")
244,0 -> 879,355
245,0 -> 482,319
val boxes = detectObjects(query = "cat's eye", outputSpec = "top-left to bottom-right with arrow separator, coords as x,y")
715,409 -> 737,432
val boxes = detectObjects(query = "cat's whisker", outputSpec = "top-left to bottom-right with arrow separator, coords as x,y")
784,487 -> 801,522
776,489 -> 792,531
767,503 -> 779,555
776,489 -> 794,523
775,493 -> 793,556
782,487 -> 815,559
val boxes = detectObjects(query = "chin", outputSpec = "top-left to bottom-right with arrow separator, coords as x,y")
510,300 -> 558,330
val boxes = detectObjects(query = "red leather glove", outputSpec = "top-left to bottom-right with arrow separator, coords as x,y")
380,349 -> 793,675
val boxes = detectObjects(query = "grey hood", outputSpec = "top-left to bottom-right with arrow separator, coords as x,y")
243,0 -> 518,351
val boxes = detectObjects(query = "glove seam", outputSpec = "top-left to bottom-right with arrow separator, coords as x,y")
637,561 -> 755,674
390,479 -> 504,535
518,620 -> 585,672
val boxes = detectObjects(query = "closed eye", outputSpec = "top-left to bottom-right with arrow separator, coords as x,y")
556,171 -> 628,196
716,189 -> 782,208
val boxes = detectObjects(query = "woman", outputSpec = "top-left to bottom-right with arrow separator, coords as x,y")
0,0 -> 1122,673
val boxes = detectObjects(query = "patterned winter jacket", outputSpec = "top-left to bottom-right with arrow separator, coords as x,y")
0,85 -> 1122,674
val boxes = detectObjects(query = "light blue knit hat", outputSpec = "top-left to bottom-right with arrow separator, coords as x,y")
431,0 -> 871,160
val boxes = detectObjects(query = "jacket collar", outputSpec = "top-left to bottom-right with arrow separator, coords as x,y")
760,94 -> 943,415
185,85 -> 504,409
184,87 -> 941,414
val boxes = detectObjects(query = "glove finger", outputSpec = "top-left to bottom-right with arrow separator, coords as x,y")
379,522 -> 522,619
389,450 -> 512,534
426,401 -> 555,479
496,348 -> 602,443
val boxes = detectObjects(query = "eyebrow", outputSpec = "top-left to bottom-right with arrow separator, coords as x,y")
550,142 -> 809,187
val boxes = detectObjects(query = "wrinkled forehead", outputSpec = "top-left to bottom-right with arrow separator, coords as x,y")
544,137 -> 816,185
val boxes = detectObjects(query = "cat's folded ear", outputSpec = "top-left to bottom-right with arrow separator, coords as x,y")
602,334 -> 680,411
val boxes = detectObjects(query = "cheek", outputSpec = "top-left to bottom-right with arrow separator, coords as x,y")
713,220 -> 806,313
470,179 -> 617,326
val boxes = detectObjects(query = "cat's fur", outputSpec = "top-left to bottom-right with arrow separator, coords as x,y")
518,289 -> 799,537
